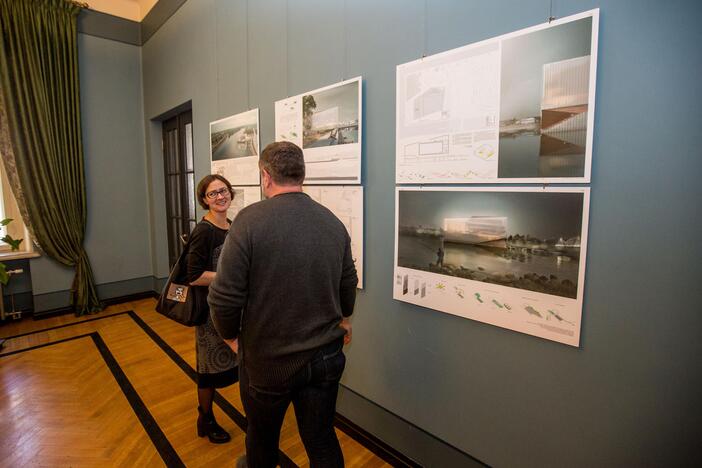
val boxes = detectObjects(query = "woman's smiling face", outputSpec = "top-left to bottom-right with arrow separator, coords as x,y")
203,179 -> 232,213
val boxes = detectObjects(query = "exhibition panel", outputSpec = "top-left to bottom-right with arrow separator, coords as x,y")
210,109 -> 261,186
303,186 -> 365,288
396,10 -> 599,184
393,187 -> 590,346
276,77 -> 363,184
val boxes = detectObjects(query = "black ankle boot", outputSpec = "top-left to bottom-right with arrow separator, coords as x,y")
197,406 -> 231,444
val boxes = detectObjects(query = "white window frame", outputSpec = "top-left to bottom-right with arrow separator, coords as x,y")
0,158 -> 36,259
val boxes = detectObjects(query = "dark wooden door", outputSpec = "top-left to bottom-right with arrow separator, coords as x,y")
162,110 -> 196,267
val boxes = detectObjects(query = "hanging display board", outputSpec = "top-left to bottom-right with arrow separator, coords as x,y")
303,186 -> 364,288
276,77 -> 363,184
227,186 -> 262,221
393,187 -> 590,346
396,9 -> 599,183
210,109 -> 261,186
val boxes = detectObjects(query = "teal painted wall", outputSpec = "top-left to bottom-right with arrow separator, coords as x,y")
30,33 -> 152,310
140,0 -> 702,466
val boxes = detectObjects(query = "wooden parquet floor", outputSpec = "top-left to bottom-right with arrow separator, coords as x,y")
0,299 -> 391,467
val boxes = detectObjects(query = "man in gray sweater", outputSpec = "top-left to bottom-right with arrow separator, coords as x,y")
209,141 -> 358,467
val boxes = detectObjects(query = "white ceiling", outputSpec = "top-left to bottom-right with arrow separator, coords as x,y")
88,0 -> 158,22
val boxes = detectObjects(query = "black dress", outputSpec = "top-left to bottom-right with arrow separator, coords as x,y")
186,219 -> 238,388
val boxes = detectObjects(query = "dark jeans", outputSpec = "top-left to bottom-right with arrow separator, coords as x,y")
239,338 -> 346,468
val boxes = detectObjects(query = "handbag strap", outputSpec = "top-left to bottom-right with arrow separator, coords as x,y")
167,221 -> 212,278
185,219 -> 219,270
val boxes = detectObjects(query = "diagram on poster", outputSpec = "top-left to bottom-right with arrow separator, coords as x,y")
228,186 -> 262,221
276,77 -> 362,184
210,109 -> 260,186
396,9 -> 598,183
303,186 -> 364,288
393,187 -> 590,346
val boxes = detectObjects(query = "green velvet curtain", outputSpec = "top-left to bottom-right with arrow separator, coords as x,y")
0,0 -> 101,314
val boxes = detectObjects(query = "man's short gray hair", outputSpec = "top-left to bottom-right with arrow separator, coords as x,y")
259,141 -> 305,185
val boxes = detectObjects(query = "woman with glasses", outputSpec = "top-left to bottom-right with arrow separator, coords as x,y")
186,174 -> 238,444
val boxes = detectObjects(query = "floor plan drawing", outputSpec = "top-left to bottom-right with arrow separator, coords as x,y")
396,10 -> 598,183
227,186 -> 261,221
303,186 -> 364,288
397,41 -> 500,182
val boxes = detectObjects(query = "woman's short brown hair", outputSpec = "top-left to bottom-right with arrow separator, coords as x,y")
196,174 -> 235,210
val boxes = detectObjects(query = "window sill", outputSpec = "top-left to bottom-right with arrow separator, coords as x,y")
0,250 -> 40,261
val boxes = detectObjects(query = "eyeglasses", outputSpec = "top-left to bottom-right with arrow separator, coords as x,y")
205,187 -> 232,200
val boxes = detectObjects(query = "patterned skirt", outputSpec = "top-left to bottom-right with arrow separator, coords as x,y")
195,311 -> 238,388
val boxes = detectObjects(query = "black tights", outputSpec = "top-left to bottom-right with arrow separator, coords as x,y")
198,387 -> 215,414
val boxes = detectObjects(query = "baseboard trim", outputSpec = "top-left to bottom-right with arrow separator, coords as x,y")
334,412 -> 422,467
32,275 -> 163,317
32,290 -> 158,320
337,384 -> 490,467
103,290 -> 159,306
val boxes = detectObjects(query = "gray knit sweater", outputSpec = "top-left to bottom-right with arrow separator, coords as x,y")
208,191 -> 358,386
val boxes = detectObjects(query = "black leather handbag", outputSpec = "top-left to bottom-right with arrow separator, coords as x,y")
156,230 -> 210,327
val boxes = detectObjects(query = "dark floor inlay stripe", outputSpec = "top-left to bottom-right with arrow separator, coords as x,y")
91,332 -> 185,468
0,333 -> 96,357
1,311 -> 131,341
127,311 -> 298,467
1,331 -> 184,467
3,307 -> 420,466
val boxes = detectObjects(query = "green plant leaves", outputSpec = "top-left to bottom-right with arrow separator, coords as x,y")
0,218 -> 23,251
1,235 -> 23,251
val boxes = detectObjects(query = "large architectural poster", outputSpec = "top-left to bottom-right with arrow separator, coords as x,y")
396,10 -> 598,184
276,77 -> 362,184
303,186 -> 364,288
210,109 -> 261,186
228,186 -> 262,221
393,187 -> 590,346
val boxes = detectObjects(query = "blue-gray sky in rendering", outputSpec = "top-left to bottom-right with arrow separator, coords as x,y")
399,190 -> 584,239
500,16 -> 592,120
305,81 -> 359,122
